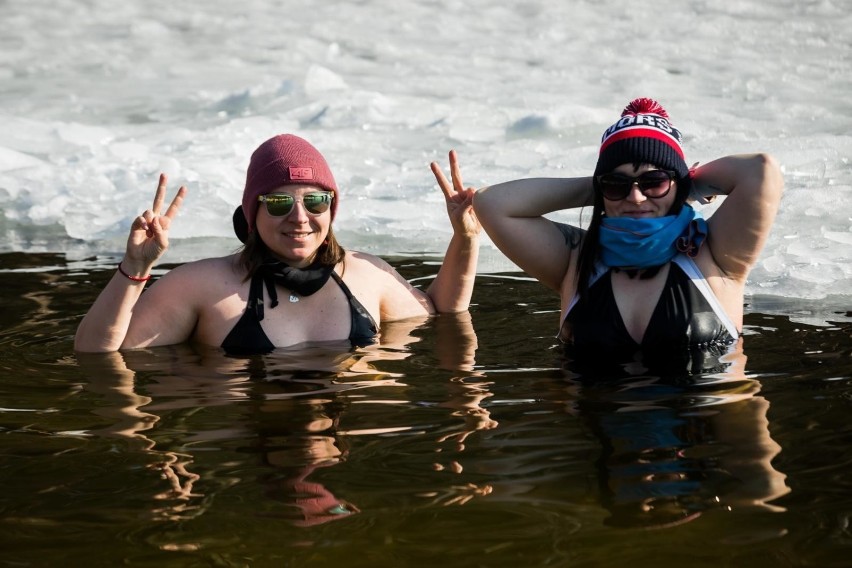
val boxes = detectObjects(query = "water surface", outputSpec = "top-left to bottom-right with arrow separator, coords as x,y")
2,254 -> 850,567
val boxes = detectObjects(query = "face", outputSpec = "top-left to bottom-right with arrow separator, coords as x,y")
255,184 -> 333,268
601,163 -> 678,219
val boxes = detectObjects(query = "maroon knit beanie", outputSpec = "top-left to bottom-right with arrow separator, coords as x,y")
242,134 -> 339,232
594,98 -> 689,179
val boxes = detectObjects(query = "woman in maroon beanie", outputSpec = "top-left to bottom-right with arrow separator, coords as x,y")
75,135 -> 479,354
468,98 -> 784,360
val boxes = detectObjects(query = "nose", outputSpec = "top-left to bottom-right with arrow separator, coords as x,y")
287,200 -> 311,222
626,181 -> 647,203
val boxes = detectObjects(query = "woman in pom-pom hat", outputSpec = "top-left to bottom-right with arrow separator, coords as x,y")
75,135 -> 480,354
458,98 -> 783,358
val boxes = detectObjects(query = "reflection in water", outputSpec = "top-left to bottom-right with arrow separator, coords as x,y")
74,313 -> 483,527
424,375 -> 498,505
7,256 -> 852,564
419,312 -> 497,505
77,341 -> 403,526
78,350 -> 243,523
253,396 -> 360,527
74,309 -> 791,535
564,340 -> 791,529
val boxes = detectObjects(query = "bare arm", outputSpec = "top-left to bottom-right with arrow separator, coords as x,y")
693,154 -> 784,281
472,175 -> 594,292
75,174 -> 188,352
118,262 -> 210,349
371,151 -> 482,320
427,151 -> 481,313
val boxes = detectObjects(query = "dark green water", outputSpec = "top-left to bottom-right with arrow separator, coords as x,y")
2,252 -> 851,567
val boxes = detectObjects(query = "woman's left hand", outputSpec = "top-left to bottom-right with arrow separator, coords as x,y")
431,150 -> 481,238
688,161 -> 719,204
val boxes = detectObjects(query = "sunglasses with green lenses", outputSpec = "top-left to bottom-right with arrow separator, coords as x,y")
258,192 -> 334,217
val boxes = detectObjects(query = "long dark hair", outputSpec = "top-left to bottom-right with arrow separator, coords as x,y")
238,227 -> 346,281
574,166 -> 693,297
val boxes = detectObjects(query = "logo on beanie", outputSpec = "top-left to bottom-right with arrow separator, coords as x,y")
289,167 -> 314,181
599,98 -> 684,159
593,98 -> 691,178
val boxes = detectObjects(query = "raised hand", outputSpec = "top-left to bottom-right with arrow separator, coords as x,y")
430,150 -> 481,238
123,174 -> 187,273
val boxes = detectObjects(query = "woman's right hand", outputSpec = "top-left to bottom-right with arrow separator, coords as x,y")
123,174 -> 187,274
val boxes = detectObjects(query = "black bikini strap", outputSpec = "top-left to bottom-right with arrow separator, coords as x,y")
329,271 -> 354,300
261,271 -> 280,317
247,272 -> 273,322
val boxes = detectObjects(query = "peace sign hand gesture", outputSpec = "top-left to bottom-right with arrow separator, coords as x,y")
431,150 -> 481,239
123,174 -> 187,274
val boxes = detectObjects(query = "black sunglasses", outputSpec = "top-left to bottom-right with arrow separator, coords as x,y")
595,170 -> 676,201
258,192 -> 334,217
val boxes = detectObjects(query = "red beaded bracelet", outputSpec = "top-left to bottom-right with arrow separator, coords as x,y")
117,262 -> 152,282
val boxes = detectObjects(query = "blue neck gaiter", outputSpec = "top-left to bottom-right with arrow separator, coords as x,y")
599,204 -> 707,269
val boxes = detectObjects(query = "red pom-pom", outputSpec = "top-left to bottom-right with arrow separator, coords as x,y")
621,97 -> 669,118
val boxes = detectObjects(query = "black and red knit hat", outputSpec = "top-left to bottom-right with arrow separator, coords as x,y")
593,98 -> 689,179
241,134 -> 339,232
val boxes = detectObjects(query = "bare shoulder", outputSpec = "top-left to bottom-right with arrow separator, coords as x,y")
342,250 -> 403,280
149,254 -> 245,295
340,250 -> 431,319
345,250 -> 392,268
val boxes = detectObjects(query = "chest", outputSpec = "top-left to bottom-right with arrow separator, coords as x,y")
195,278 -> 357,347
609,267 -> 670,344
258,282 -> 355,346
565,262 -> 733,350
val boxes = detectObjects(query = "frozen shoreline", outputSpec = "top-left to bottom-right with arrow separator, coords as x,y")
1,0 -> 850,301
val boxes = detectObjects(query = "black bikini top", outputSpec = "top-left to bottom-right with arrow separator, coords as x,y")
221,270 -> 378,355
